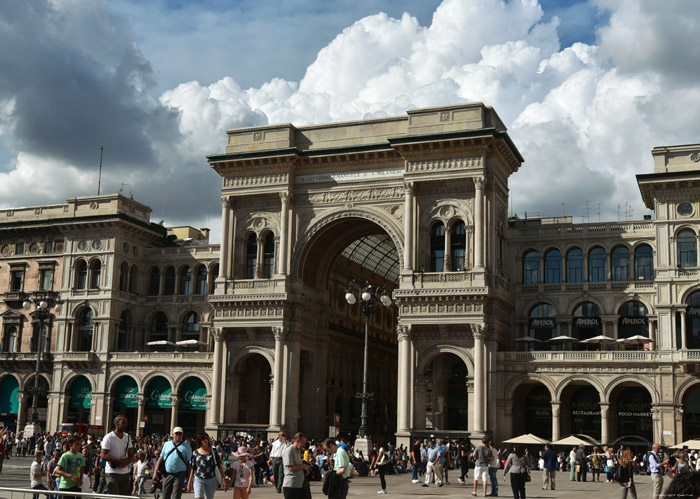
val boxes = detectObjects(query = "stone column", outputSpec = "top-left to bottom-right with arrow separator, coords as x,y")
681,310 -> 688,350
650,319 -> 657,349
403,182 -> 414,270
270,326 -> 286,430
136,394 -> 145,437
551,401 -> 561,442
209,328 -> 225,427
397,325 -> 412,434
472,323 -> 486,435
170,395 -> 180,430
278,192 -> 290,275
219,197 -> 231,279
474,178 -> 485,269
17,393 -> 28,430
600,403 -> 610,445
413,376 -> 429,431
444,228 -> 452,271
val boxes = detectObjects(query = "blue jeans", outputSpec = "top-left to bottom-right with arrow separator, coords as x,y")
32,483 -> 48,499
412,461 -> 419,480
489,467 -> 498,495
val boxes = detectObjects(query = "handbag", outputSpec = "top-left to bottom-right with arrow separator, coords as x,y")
525,473 -> 531,483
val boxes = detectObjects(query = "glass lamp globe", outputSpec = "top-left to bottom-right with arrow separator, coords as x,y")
380,293 -> 392,307
345,292 -> 357,305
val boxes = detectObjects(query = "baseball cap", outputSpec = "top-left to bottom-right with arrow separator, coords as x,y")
172,426 -> 184,434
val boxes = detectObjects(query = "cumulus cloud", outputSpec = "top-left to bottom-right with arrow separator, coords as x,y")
2,0 -> 700,236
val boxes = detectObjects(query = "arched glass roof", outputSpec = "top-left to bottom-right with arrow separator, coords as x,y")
341,233 -> 399,284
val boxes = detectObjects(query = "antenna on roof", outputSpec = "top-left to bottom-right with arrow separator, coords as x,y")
583,200 -> 591,223
97,146 -> 104,195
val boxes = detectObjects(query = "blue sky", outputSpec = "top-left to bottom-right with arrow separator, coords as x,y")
1,0 -> 699,238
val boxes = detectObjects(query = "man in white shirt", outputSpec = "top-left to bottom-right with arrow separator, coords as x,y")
269,431 -> 288,494
100,415 -> 134,496
30,450 -> 47,499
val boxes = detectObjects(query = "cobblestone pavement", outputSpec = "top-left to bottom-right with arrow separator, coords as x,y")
0,456 -> 672,498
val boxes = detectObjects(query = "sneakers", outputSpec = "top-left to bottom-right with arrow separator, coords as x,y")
412,479 -> 419,483
458,478 -> 464,484
422,484 -> 428,487
378,490 -> 387,494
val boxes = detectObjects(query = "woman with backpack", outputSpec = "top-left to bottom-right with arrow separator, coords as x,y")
617,448 -> 636,498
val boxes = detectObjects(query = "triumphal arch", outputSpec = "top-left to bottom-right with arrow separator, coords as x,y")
205,103 -> 521,446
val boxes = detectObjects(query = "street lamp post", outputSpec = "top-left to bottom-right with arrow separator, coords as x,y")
344,280 -> 391,457
22,291 -> 62,436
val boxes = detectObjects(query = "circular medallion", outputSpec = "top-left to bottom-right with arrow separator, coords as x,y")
78,240 -> 88,251
1,245 -> 10,256
678,203 -> 693,217
92,240 -> 102,250
691,152 -> 700,162
28,243 -> 39,254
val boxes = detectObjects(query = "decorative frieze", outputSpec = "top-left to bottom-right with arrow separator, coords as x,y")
295,186 -> 404,206
406,157 -> 482,174
223,173 -> 289,188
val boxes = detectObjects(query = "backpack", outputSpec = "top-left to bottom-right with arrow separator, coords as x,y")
614,464 -> 626,483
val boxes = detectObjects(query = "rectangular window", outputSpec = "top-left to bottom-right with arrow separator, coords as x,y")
612,262 -> 629,281
246,256 -> 257,279
524,261 -> 539,284
44,241 -> 53,254
636,257 -> 653,280
546,262 -> 561,283
39,269 -> 53,291
15,243 -> 24,255
9,269 -> 24,292
452,249 -> 466,271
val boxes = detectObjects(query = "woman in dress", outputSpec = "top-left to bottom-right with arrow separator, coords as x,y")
371,443 -> 389,494
188,433 -> 227,499
230,446 -> 254,499
504,445 -> 530,499
590,446 -> 602,482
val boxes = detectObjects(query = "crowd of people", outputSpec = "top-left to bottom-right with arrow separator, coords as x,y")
4,423 -> 700,499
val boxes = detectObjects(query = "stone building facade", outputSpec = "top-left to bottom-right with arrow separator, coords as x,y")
2,103 -> 700,447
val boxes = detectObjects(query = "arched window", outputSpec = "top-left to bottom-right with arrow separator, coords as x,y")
635,244 -> 654,280
451,221 -> 466,271
684,292 -> 700,349
119,262 -> 128,292
544,249 -> 561,283
148,267 -> 160,296
179,266 -> 191,295
163,266 -> 175,295
573,301 -> 602,341
194,265 -> 207,295
612,246 -> 630,281
567,248 -> 584,283
75,260 -> 88,289
529,303 -> 557,343
77,309 -> 94,352
182,312 -> 200,342
246,234 -> 257,279
618,301 -> 649,339
3,326 -> 18,353
588,247 -> 606,282
89,260 -> 101,289
430,222 -> 445,272
128,265 -> 138,294
117,311 -> 130,351
148,312 -> 168,348
523,250 -> 539,284
263,232 -> 275,278
209,264 -> 219,293
678,229 -> 697,267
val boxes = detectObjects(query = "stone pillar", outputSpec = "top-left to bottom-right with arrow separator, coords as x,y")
219,197 -> 231,279
413,376 -> 428,431
600,403 -> 610,445
209,328 -> 225,427
681,310 -> 688,350
551,402 -> 561,442
136,394 -> 145,437
270,326 -> 286,430
650,319 -> 657,349
17,393 -> 28,430
278,192 -> 290,275
403,182 -> 414,270
472,323 -> 486,436
474,178 -> 485,269
444,227 -> 452,271
397,325 -> 412,435
169,395 -> 180,430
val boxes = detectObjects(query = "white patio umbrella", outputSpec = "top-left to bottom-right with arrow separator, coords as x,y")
514,336 -> 544,343
617,335 -> 654,344
550,434 -> 599,447
146,340 -> 175,346
548,335 -> 579,350
581,335 -> 618,345
670,439 -> 700,450
503,433 -> 550,445
175,339 -> 207,347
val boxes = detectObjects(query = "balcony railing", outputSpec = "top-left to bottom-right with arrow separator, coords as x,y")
503,350 -> 658,363
518,281 -> 655,294
107,351 -> 213,362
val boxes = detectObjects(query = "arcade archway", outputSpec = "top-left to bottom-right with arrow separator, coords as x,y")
512,383 -> 552,440
561,383 -> 601,441
421,353 -> 469,432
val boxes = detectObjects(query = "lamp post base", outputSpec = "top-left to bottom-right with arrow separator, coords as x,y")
354,436 -> 373,461
23,423 -> 42,437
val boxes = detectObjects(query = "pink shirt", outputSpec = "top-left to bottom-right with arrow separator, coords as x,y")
231,460 -> 254,488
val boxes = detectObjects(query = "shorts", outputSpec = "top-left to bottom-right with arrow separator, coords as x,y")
194,476 -> 218,499
474,466 -> 489,482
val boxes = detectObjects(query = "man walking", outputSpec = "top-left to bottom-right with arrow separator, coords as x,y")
30,450 -> 48,499
569,446 -> 577,481
541,443 -> 557,490
323,438 -> 350,499
422,440 -> 443,488
155,427 -> 192,499
100,415 -> 134,495
575,444 -> 588,482
488,441 -> 499,496
648,443 -> 668,499
473,437 -> 493,497
410,437 -> 422,483
282,433 -> 309,499
269,431 -> 288,494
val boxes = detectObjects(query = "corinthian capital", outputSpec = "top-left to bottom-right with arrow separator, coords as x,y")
211,327 -> 225,342
474,176 -> 486,190
272,326 -> 287,341
397,325 -> 412,342
403,181 -> 414,195
471,323 -> 487,339
279,191 -> 291,203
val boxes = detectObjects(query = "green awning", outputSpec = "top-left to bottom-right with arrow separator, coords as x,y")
114,376 -> 138,409
69,376 -> 92,409
179,377 -> 206,411
0,376 -> 19,414
146,376 -> 172,409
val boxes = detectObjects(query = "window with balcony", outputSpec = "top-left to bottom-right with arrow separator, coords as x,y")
678,229 -> 697,267
76,308 -> 94,352
529,303 -> 557,343
246,234 -> 257,279
263,232 -> 275,278
89,260 -> 101,289
430,222 -> 445,272
194,265 -> 207,294
523,250 -> 539,284
618,301 -> 649,339
685,292 -> 700,350
567,248 -> 584,283
635,244 -> 654,280
179,266 -> 191,295
612,246 -> 630,281
9,269 -> 24,292
451,221 -> 466,271
544,249 -> 561,283
163,266 -> 175,295
148,267 -> 160,296
149,312 -> 169,347
588,247 -> 606,282
75,260 -> 87,289
573,301 -> 602,341
3,326 -> 18,353
182,312 -> 200,342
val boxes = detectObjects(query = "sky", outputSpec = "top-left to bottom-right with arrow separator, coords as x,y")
1,0 -> 700,242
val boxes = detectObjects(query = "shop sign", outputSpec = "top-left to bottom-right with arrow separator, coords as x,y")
0,376 -> 19,414
688,307 -> 700,318
69,376 -> 92,409
529,318 -> 556,329
179,378 -> 207,411
574,317 -> 601,328
619,317 -> 648,326
146,377 -> 172,409
114,377 -> 138,409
